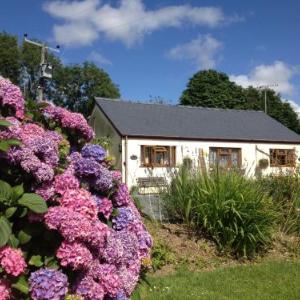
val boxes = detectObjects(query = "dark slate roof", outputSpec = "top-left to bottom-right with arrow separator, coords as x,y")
94,98 -> 300,143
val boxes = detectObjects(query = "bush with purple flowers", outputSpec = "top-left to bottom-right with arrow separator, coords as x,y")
0,76 -> 152,300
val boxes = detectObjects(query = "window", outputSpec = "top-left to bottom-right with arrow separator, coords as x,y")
141,146 -> 176,167
270,149 -> 295,167
209,147 -> 242,168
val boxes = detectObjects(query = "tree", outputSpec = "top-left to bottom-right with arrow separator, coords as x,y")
0,32 -> 120,116
180,69 -> 300,133
52,62 -> 120,116
180,70 -> 245,109
0,32 -> 20,84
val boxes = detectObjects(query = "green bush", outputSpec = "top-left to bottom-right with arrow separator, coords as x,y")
151,240 -> 176,271
163,167 -> 197,226
163,167 -> 276,258
259,172 -> 300,235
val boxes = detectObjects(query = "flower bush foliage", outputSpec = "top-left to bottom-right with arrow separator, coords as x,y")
0,76 -> 152,300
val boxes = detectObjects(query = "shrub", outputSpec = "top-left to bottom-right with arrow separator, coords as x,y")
151,240 -> 176,271
260,172 -> 300,235
163,167 -> 197,226
0,76 -> 152,299
164,167 -> 276,258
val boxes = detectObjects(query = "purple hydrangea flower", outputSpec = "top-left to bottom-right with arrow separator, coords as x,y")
74,275 -> 104,300
113,184 -> 131,207
107,291 -> 129,300
93,166 -> 113,192
26,136 -> 59,167
74,157 -> 101,178
81,144 -> 106,162
29,268 -> 68,300
112,207 -> 134,231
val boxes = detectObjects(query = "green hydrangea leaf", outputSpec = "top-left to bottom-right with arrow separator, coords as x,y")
0,216 -> 12,247
18,193 -> 48,213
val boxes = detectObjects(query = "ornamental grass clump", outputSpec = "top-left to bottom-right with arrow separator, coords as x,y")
0,75 -> 152,300
259,172 -> 300,235
164,167 -> 276,258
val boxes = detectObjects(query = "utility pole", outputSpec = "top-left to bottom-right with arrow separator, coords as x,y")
23,34 -> 60,102
258,84 -> 278,114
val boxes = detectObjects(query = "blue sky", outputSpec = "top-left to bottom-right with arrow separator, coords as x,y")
1,0 -> 300,110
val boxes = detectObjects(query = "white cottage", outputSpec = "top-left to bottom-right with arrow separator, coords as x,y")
90,98 -> 300,190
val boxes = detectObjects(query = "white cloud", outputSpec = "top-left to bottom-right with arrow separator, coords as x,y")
88,51 -> 112,65
230,61 -> 297,96
168,34 -> 222,69
43,0 -> 233,47
53,22 -> 98,46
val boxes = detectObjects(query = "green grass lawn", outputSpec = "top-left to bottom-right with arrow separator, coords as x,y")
133,260 -> 300,300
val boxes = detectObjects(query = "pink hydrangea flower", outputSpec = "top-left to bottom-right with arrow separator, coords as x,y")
117,265 -> 140,296
0,246 -> 26,276
43,104 -> 94,141
20,124 -> 45,144
54,171 -> 80,195
0,279 -> 11,300
0,117 -> 21,140
94,196 -> 113,219
74,276 -> 105,300
112,170 -> 122,183
34,181 -> 56,201
57,241 -> 93,270
45,207 -> 109,248
87,262 -> 121,297
0,76 -> 24,119
59,189 -> 98,220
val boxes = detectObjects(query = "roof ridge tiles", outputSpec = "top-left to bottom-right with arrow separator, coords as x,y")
95,97 -> 264,113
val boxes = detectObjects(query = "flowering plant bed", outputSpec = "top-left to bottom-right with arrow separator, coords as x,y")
0,76 -> 152,300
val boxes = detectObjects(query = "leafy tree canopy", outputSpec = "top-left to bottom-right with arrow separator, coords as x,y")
180,70 -> 300,133
0,32 -> 20,84
51,62 -> 120,116
0,31 -> 120,116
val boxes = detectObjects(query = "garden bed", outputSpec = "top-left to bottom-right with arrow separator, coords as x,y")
145,220 -> 300,275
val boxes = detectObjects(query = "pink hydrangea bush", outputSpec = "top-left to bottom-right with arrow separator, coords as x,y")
0,76 -> 152,300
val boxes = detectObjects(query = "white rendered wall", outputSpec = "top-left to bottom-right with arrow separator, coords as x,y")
90,107 -> 122,169
121,138 -> 300,189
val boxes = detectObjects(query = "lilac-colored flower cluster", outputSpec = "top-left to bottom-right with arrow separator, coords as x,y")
0,77 -> 152,300
82,144 -> 106,162
112,207 -> 134,230
29,268 -> 68,300
113,183 -> 131,207
5,121 -> 62,183
74,153 -> 113,193
0,76 -> 24,119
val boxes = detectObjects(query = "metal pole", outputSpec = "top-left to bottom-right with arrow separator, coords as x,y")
37,44 -> 46,102
23,35 -> 60,103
